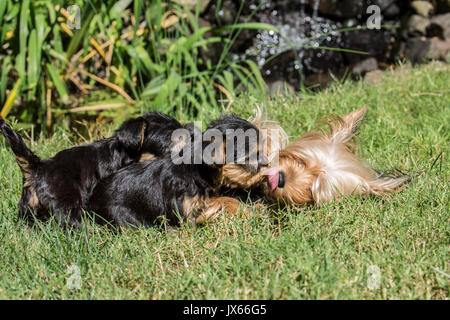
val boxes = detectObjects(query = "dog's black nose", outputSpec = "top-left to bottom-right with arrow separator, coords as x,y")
278,171 -> 285,188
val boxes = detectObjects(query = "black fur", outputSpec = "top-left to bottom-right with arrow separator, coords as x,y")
87,115 -> 263,228
0,112 -> 186,228
88,158 -> 208,227
139,111 -> 190,158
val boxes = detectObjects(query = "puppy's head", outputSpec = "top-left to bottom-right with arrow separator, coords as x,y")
263,106 -> 410,205
204,114 -> 269,188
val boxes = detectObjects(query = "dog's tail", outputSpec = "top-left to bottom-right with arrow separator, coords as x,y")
368,174 -> 411,196
0,119 -> 41,176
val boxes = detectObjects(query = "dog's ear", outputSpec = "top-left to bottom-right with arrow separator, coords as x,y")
115,117 -> 147,151
342,105 -> 367,133
328,106 -> 367,144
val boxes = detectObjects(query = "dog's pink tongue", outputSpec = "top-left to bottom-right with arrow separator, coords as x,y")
265,168 -> 279,191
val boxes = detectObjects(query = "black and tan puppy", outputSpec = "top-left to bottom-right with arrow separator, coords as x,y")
87,114 -> 267,228
0,112 -> 188,228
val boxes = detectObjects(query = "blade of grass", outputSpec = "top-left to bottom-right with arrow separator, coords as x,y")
0,56 -> 12,104
16,0 -> 30,85
213,22 -> 280,34
66,8 -> 95,63
0,0 -> 7,25
245,60 -> 266,94
1,78 -> 22,119
82,70 -> 135,104
68,103 -> 128,113
46,63 -> 70,105
27,29 -> 40,95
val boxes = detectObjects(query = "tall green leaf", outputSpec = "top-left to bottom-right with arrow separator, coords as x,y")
46,63 -> 69,105
16,0 -> 30,85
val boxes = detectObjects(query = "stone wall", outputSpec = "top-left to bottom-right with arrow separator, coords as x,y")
179,0 -> 450,89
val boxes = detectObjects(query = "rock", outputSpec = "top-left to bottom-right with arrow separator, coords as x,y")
301,47 -> 345,77
216,1 -> 236,25
198,17 -> 211,29
172,0 -> 210,13
202,0 -> 236,25
405,37 -> 450,62
304,73 -> 334,88
428,13 -> 450,39
405,37 -> 431,63
261,50 -> 299,89
267,80 -> 295,96
312,0 -> 364,19
411,1 -> 434,17
426,38 -> 450,60
351,57 -> 378,75
372,0 -> 400,18
436,0 -> 450,13
342,30 -> 389,65
407,14 -> 430,35
364,70 -> 383,85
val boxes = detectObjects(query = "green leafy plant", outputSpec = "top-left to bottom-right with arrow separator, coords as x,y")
0,0 -> 276,130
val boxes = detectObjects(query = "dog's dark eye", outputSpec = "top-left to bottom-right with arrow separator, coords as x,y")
278,171 -> 285,188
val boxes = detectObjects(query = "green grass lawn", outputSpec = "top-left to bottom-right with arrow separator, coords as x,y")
0,62 -> 448,299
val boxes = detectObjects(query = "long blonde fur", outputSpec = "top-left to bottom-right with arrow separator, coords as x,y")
249,106 -> 289,164
262,106 -> 410,205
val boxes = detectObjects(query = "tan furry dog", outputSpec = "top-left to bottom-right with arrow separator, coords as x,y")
259,106 -> 410,205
